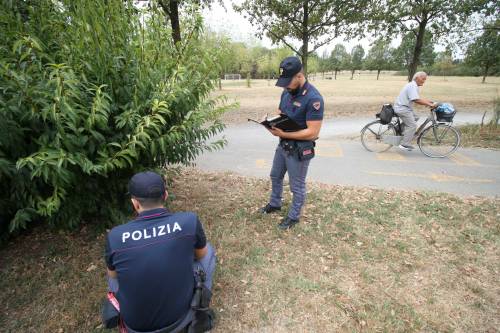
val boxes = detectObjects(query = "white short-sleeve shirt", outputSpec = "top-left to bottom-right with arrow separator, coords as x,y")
394,81 -> 419,113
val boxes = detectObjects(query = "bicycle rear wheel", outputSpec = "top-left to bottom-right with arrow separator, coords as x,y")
361,120 -> 396,152
418,123 -> 460,158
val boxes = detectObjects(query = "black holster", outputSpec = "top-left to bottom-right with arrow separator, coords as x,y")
187,269 -> 215,333
280,139 -> 316,161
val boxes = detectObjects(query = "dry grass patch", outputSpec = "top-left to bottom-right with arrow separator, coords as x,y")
1,169 -> 499,332
215,75 -> 500,124
459,124 -> 500,149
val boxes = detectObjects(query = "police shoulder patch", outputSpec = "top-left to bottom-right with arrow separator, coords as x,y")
313,101 -> 321,111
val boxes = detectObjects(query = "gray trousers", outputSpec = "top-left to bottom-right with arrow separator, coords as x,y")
395,109 -> 419,145
269,145 -> 311,220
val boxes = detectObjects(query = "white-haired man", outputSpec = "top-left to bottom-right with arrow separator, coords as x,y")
394,72 -> 436,150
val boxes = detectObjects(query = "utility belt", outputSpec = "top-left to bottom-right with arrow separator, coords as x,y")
279,139 -> 316,161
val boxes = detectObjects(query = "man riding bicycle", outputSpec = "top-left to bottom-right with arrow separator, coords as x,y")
394,71 -> 437,151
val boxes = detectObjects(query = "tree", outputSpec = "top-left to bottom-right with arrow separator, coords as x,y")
393,31 -> 435,72
249,45 -> 270,78
465,21 -> 500,83
308,53 -> 320,76
234,0 -> 369,75
434,48 -> 455,80
157,0 -> 220,44
158,0 -> 182,44
348,44 -> 365,79
204,32 -> 233,89
267,46 -> 295,79
260,51 -> 276,81
318,49 -> 331,79
0,0 -> 227,237
329,44 -> 349,79
365,37 -> 394,80
373,0 -> 495,81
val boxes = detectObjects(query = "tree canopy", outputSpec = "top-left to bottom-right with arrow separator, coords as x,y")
348,44 -> 365,79
365,38 -> 394,80
234,0 -> 369,74
465,20 -> 500,83
372,0 -> 496,80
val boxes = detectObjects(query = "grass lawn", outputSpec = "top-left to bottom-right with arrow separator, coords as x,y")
1,169 -> 499,332
459,124 -> 500,149
216,74 -> 500,124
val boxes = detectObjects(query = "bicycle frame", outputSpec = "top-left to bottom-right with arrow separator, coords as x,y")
414,111 -> 436,137
394,110 -> 447,138
362,108 -> 460,157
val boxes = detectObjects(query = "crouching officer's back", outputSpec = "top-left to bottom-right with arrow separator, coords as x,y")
259,57 -> 324,229
103,171 -> 216,333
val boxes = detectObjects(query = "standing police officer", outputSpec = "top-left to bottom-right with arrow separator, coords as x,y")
259,57 -> 324,229
104,171 -> 216,332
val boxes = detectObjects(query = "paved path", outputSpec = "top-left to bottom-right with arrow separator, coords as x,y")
195,114 -> 500,197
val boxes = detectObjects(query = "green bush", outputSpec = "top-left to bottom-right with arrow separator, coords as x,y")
0,0 -> 228,238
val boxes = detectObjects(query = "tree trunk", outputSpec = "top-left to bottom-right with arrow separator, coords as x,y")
408,19 -> 428,82
377,69 -> 381,80
482,65 -> 489,83
334,69 -> 337,80
300,1 -> 309,76
351,69 -> 355,80
159,0 -> 181,44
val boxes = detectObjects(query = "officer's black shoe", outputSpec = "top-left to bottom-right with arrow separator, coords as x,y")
259,203 -> 281,214
278,217 -> 299,230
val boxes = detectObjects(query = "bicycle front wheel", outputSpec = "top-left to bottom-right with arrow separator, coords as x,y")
418,124 -> 460,158
361,120 -> 396,152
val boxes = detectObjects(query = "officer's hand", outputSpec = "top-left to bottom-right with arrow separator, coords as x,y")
269,126 -> 284,137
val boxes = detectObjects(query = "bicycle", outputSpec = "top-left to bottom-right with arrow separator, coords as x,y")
360,105 -> 461,158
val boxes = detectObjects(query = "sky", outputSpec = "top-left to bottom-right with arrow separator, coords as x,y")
202,0 -> 381,56
201,0 -> 472,59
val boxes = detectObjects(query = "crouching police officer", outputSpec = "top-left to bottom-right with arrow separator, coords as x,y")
260,57 -> 324,229
104,171 -> 216,333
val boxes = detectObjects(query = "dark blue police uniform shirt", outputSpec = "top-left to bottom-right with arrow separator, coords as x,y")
105,208 -> 207,331
278,81 -> 324,128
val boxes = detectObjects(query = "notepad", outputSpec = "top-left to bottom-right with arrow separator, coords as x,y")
248,114 -> 306,132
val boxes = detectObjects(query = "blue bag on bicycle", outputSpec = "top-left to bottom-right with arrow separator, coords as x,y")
435,103 -> 456,122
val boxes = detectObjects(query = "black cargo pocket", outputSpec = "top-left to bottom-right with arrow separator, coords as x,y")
295,140 -> 315,161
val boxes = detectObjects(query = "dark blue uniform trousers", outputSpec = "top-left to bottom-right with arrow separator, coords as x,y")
269,145 -> 311,220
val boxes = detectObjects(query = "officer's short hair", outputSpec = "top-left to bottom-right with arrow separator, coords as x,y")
412,71 -> 427,81
132,196 -> 164,208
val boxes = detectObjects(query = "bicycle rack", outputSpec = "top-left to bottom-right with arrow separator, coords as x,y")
382,135 -> 403,146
